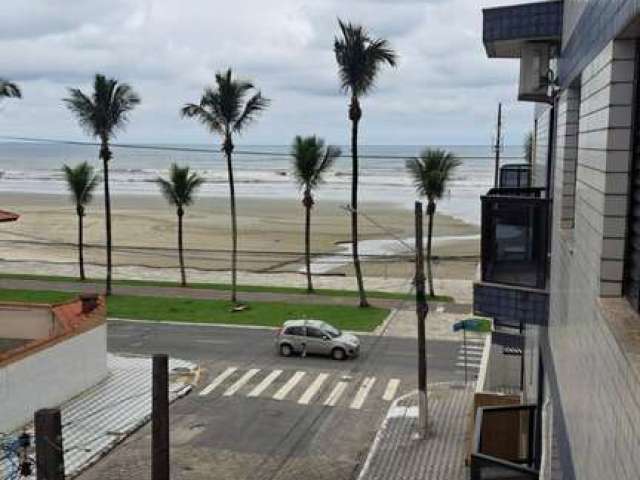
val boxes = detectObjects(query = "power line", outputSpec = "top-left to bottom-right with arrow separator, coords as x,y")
0,135 -> 526,160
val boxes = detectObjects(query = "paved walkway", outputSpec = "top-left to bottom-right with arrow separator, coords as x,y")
358,383 -> 473,480
0,278 -> 471,313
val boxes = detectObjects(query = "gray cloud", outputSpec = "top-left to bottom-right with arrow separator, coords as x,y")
0,0 -> 532,145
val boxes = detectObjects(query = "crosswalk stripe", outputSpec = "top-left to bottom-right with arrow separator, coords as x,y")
456,362 -> 481,369
199,367 -> 237,396
247,370 -> 282,397
273,371 -> 306,400
350,377 -> 376,410
298,373 -> 329,405
382,379 -> 400,401
324,381 -> 349,406
223,368 -> 260,396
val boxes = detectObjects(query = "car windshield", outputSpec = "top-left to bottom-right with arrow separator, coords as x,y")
324,324 -> 341,338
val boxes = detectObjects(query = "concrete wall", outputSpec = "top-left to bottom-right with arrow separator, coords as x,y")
555,87 -> 581,229
548,39 -> 640,479
0,305 -> 55,340
0,324 -> 108,432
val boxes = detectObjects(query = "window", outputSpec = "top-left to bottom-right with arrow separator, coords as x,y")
284,326 -> 305,336
306,327 -> 325,339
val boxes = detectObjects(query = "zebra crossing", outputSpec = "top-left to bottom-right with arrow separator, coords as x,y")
198,366 -> 402,410
455,334 -> 486,379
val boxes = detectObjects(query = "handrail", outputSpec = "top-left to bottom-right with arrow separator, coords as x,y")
484,187 -> 546,197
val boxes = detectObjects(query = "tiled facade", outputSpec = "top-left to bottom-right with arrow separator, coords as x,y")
540,36 -> 640,480
482,1 -> 640,478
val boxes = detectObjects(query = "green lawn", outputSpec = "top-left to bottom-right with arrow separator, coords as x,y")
0,272 -> 453,302
0,289 -> 390,332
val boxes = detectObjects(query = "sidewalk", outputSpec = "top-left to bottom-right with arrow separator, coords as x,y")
358,383 -> 473,480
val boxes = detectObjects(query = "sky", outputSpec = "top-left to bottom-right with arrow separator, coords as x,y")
0,0 -> 533,146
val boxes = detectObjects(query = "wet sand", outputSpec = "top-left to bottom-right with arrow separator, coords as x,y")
0,192 -> 479,280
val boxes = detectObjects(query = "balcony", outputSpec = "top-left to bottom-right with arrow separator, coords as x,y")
470,404 -> 539,479
481,188 -> 549,290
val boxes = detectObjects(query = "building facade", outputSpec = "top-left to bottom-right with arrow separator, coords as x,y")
476,1 -> 640,479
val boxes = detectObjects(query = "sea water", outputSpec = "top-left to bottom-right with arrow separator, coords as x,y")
0,142 -> 524,226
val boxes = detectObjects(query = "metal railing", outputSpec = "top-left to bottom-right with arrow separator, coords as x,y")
470,404 -> 539,479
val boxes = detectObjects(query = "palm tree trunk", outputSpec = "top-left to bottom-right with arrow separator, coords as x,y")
350,97 -> 368,308
224,139 -> 238,304
304,195 -> 313,293
100,141 -> 113,296
78,209 -> 85,281
426,201 -> 436,298
178,208 -> 186,287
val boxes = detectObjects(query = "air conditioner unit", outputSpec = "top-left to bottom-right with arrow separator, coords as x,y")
519,43 -> 553,103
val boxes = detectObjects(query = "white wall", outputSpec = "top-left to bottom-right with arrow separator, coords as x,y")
0,325 -> 108,432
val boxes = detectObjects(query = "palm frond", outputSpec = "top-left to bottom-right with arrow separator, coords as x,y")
334,19 -> 397,97
0,79 -> 21,99
64,73 -> 140,140
405,148 -> 461,201
291,136 -> 339,191
183,69 -> 268,138
233,92 -> 270,133
62,162 -> 101,208
156,164 -> 205,208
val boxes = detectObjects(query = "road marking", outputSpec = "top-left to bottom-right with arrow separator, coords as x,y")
324,381 -> 349,406
298,373 -> 329,405
456,362 -> 481,369
273,371 -> 305,400
382,379 -> 400,401
199,367 -> 237,396
350,377 -> 376,410
223,368 -> 260,396
247,370 -> 282,397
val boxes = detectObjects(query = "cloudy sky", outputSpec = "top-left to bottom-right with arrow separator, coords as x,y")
0,0 -> 532,146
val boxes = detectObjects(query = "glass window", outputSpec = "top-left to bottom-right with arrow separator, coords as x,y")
285,326 -> 305,336
306,327 -> 325,338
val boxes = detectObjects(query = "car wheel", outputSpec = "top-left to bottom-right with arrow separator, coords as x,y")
280,344 -> 293,357
332,347 -> 346,361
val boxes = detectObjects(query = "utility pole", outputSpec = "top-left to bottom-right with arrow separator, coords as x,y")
415,201 -> 429,437
35,408 -> 64,480
493,102 -> 503,188
152,354 -> 170,480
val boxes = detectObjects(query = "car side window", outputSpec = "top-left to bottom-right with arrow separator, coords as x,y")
306,327 -> 325,339
285,326 -> 305,336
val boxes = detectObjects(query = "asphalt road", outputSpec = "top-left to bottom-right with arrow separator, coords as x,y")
79,320 -> 465,480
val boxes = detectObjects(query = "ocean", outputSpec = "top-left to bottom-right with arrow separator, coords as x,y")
0,142 -> 524,226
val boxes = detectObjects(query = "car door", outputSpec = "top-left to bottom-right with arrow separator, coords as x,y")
284,326 -> 306,353
306,326 -> 331,355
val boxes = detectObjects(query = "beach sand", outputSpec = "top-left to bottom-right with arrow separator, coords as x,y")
0,191 -> 479,288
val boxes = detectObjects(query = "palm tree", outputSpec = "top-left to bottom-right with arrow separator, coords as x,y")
291,136 -> 341,293
62,162 -> 100,281
0,79 -> 21,101
406,149 -> 461,297
63,74 -> 140,295
156,164 -> 205,287
182,69 -> 269,304
334,20 -> 397,307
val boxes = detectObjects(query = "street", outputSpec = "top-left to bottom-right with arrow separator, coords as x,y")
79,320 -> 466,480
